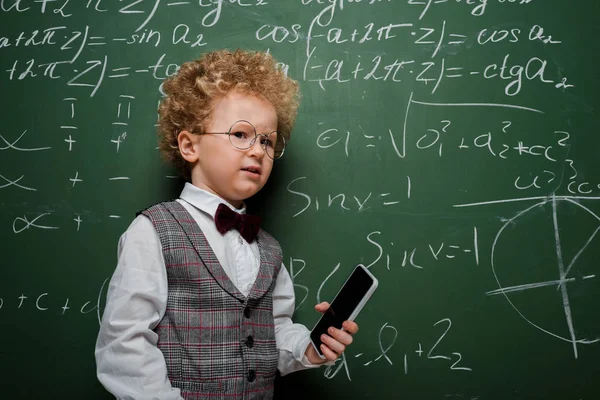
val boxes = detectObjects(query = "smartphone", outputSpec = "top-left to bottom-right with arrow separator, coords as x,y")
309,264 -> 378,358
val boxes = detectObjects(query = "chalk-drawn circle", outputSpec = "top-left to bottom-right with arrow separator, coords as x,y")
490,197 -> 600,349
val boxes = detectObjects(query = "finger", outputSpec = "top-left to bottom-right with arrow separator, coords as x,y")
320,343 -> 341,361
321,333 -> 346,354
314,302 -> 330,313
327,326 -> 353,346
342,320 -> 359,335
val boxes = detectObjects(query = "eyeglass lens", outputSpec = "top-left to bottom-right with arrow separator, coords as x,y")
228,120 -> 285,159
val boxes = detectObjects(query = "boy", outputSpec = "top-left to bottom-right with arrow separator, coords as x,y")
95,49 -> 359,400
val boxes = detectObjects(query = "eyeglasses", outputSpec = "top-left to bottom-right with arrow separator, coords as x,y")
195,120 -> 286,160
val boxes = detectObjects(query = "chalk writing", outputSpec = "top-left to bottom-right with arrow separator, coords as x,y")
327,317 -> 471,380
1,1 -> 598,396
0,279 -> 109,324
287,176 -> 405,217
12,213 -> 59,233
364,227 -> 480,270
454,194 -> 600,359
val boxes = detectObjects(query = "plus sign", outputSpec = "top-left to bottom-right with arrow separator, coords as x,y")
61,298 -> 70,315
70,171 -> 83,187
17,294 -> 27,308
415,343 -> 423,357
74,215 -> 82,231
64,135 -> 76,151
513,141 -> 531,155
111,135 -> 122,152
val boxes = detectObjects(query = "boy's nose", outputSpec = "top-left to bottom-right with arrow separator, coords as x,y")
247,138 -> 266,158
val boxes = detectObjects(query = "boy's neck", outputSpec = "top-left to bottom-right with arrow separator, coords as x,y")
187,180 -> 244,209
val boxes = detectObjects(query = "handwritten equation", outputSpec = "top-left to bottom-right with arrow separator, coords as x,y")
0,279 -> 108,325
325,317 -> 472,381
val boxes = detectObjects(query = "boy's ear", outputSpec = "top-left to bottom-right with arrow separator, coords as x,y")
177,130 -> 200,162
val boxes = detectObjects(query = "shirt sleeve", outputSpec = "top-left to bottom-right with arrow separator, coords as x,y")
273,264 -> 325,376
95,215 -> 184,400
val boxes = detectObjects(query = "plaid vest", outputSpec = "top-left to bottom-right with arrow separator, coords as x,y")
141,201 -> 282,400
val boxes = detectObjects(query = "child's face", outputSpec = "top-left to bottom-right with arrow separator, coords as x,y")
190,90 -> 278,207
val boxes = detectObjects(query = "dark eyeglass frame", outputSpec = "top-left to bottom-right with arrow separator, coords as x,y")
192,119 -> 286,160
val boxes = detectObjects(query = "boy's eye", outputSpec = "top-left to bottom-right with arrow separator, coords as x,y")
260,137 -> 273,148
232,131 -> 248,139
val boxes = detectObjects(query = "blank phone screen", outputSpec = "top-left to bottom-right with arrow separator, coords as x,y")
310,266 -> 374,355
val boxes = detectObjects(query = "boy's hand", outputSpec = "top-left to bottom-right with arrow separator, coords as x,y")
304,302 -> 360,364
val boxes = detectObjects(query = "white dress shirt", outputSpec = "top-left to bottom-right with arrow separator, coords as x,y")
95,183 -> 316,400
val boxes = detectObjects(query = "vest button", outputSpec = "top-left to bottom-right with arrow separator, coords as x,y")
244,307 -> 252,319
246,335 -> 254,348
247,369 -> 256,382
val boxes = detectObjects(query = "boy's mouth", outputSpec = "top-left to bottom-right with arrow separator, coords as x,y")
241,166 -> 261,176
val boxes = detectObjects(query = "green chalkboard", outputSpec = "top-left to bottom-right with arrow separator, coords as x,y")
1,1 -> 599,399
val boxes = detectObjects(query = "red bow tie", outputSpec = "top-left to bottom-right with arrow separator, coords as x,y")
214,203 -> 261,243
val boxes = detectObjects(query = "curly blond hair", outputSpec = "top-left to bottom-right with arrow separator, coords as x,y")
157,49 -> 300,180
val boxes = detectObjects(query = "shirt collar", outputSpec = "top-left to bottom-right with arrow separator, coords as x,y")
179,182 -> 246,218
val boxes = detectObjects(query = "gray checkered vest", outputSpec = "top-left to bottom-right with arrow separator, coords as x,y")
141,201 -> 282,400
